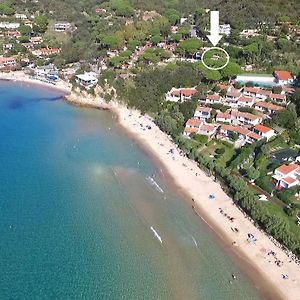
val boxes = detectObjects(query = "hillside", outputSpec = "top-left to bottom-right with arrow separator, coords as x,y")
12,0 -> 300,27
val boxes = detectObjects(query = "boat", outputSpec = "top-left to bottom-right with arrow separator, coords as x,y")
150,226 -> 163,244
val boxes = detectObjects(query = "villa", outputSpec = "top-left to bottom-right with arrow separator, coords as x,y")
32,48 -> 61,57
270,93 -> 287,105
54,22 -> 72,32
274,71 -> 294,85
219,24 -> 231,36
237,95 -> 256,108
252,124 -> 276,141
273,163 -> 300,189
216,112 -> 231,123
0,56 -> 16,68
166,87 -> 198,102
254,101 -> 284,115
75,72 -> 98,89
205,94 -> 222,105
231,111 -> 262,126
184,119 -> 203,136
194,106 -> 212,121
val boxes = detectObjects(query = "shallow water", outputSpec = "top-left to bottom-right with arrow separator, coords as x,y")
0,81 -> 263,299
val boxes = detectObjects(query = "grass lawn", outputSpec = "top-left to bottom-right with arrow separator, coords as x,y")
202,139 -> 235,166
262,201 -> 300,239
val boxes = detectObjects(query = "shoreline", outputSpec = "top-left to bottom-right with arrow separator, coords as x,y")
0,71 -> 72,94
2,73 -> 299,299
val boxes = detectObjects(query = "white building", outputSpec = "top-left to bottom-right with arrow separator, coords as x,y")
166,88 -> 198,102
54,22 -> 72,32
219,24 -> 231,36
193,106 -> 212,121
252,124 -> 276,141
75,72 -> 98,88
0,22 -> 20,29
0,56 -> 16,67
274,71 -> 295,85
273,164 -> 300,189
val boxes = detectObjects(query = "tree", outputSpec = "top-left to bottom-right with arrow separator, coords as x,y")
34,15 -> 48,33
274,103 -> 297,129
110,0 -> 134,17
19,25 -> 32,36
247,166 -> 260,181
127,39 -> 141,51
151,35 -> 162,45
102,35 -> 123,50
0,2 -> 14,15
194,134 -> 208,144
220,61 -> 241,79
176,38 -> 203,57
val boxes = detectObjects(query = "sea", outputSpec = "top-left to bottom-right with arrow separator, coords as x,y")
0,81 -> 263,300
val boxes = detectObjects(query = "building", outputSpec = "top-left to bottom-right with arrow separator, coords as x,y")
32,48 -> 61,57
184,119 -> 203,136
216,112 -> 231,123
0,56 -> 16,67
219,24 -> 231,36
198,124 -> 218,137
274,70 -> 294,85
225,90 -> 241,107
193,106 -> 212,121
273,164 -> 300,189
254,101 -> 284,115
231,111 -> 262,126
0,22 -> 20,29
6,31 -> 21,38
237,95 -> 255,108
30,36 -> 43,44
252,124 -> 276,141
54,22 -> 72,32
270,93 -> 287,105
205,94 -> 222,105
15,13 -> 27,20
165,87 -> 198,102
75,72 -> 98,89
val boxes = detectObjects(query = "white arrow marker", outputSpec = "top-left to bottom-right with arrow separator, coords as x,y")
207,11 -> 222,46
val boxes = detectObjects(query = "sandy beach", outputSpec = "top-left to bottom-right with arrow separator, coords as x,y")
2,72 -> 300,299
0,70 -> 72,94
109,104 -> 300,300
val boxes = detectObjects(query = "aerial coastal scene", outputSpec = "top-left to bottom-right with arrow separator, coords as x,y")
0,0 -> 300,299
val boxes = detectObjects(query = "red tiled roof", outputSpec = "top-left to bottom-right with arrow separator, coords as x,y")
231,111 -> 260,121
270,93 -> 286,100
239,95 -> 254,102
0,57 -> 15,63
258,89 -> 272,96
227,91 -> 241,98
196,106 -> 212,113
220,124 -> 250,136
199,124 -> 217,132
276,164 -> 300,175
184,127 -> 199,133
274,71 -> 293,81
216,112 -> 231,119
254,124 -> 273,133
255,101 -> 284,111
282,176 -> 297,185
186,119 -> 202,127
247,132 -> 262,141
171,88 -> 198,97
207,94 -> 221,101
243,87 -> 260,94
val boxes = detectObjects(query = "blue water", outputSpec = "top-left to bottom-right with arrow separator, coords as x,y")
0,81 -> 263,299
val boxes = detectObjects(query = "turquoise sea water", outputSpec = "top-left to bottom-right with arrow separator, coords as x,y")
0,81 -> 263,300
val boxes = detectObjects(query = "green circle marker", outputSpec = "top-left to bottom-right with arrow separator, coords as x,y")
201,47 -> 230,71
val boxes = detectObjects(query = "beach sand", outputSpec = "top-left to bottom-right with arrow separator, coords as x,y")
2,71 -> 299,299
109,103 -> 300,300
0,70 -> 72,94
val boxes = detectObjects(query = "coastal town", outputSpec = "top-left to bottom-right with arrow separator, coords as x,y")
1,0 -> 300,298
